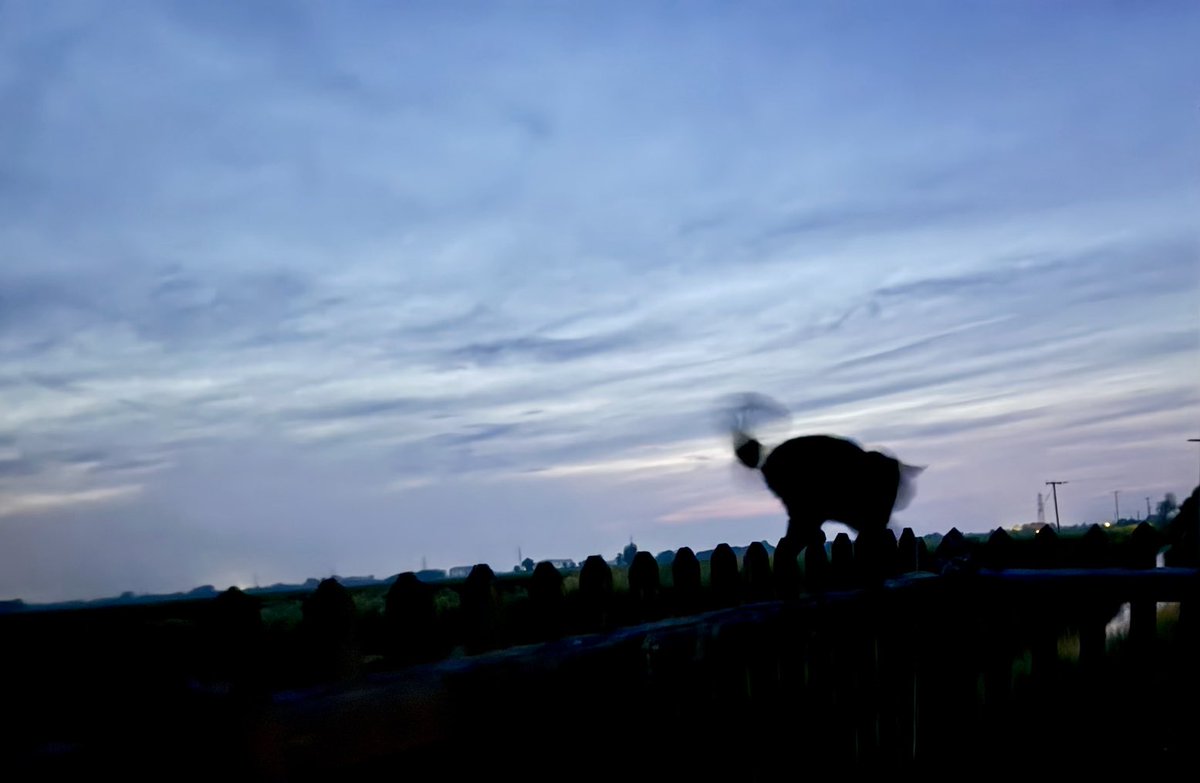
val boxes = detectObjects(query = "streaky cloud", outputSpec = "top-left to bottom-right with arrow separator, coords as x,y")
450,332 -> 641,365
0,484 -> 141,519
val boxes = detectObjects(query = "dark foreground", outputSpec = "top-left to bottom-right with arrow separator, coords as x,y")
6,568 -> 1199,780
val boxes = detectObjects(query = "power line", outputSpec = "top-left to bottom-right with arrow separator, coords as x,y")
1045,481 -> 1068,532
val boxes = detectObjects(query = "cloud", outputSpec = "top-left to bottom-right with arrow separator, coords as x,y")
0,484 -> 141,519
1056,389 -> 1200,434
286,397 -> 431,423
0,446 -> 108,479
657,495 -> 783,526
450,332 -> 642,365
0,1 -> 1197,600
86,454 -> 175,477
526,437 -> 724,481
0,455 -> 40,478
861,409 -> 1053,445
435,423 -> 522,447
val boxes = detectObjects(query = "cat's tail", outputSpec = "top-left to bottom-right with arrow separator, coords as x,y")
894,462 -> 925,511
716,392 -> 790,470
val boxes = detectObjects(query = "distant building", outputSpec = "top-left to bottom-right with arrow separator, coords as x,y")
448,566 -> 474,579
545,559 -> 577,570
333,575 -> 379,587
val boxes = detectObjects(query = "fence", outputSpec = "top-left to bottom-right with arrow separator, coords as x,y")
343,522 -> 1177,666
250,570 -> 1197,779
5,522 -> 1198,778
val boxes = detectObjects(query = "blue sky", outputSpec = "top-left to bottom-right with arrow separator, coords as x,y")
2,1 -> 1197,602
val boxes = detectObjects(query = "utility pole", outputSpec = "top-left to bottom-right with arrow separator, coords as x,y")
1046,481 -> 1068,532
1146,497 -> 1152,519
1190,439 -> 1200,487
1113,490 -> 1120,524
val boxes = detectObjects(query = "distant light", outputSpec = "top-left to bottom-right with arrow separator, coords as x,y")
1104,522 -> 1112,528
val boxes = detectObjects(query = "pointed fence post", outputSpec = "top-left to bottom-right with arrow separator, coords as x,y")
773,537 -> 802,600
210,586 -> 264,696
933,528 -> 970,574
301,577 -> 359,682
671,547 -> 702,615
982,528 -> 1014,571
1128,523 -> 1162,652
628,550 -> 662,622
1032,525 -> 1061,568
743,542 -> 773,602
1077,524 -> 1111,568
384,572 -> 437,664
1075,525 -> 1115,672
898,528 -> 921,574
830,532 -> 854,589
710,543 -> 740,607
462,564 -> 501,654
856,528 -> 898,583
529,561 -> 565,640
801,530 -> 828,592
578,555 -> 614,631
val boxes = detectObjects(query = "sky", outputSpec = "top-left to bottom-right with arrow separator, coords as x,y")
1,1 -> 1197,603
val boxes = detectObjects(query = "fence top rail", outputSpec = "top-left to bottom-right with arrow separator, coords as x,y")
968,566 -> 1200,601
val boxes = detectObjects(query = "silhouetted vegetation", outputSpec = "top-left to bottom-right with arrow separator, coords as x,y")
1164,486 -> 1199,566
